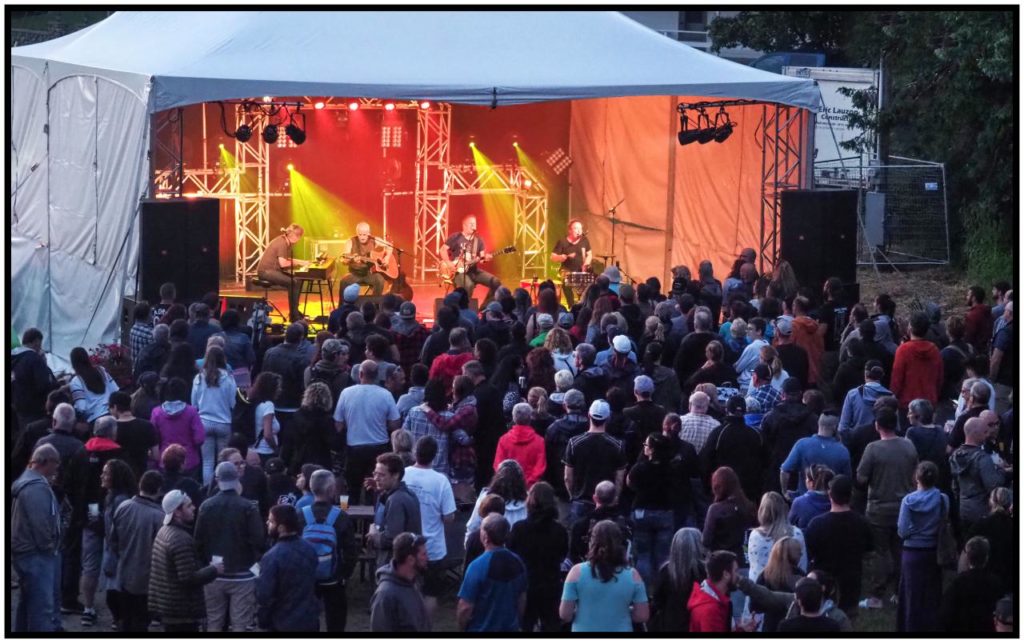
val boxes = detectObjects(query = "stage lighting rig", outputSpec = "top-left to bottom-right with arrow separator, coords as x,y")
285,113 -> 306,145
262,123 -> 279,144
676,99 -> 756,147
234,123 -> 253,143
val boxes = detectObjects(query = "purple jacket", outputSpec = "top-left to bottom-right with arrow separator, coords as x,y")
152,401 -> 205,470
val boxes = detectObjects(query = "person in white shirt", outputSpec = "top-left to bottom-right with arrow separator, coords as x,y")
191,345 -> 237,485
401,436 -> 456,617
735,318 -> 769,392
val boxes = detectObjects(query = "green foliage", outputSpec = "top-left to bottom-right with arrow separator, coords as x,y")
710,11 -> 1015,278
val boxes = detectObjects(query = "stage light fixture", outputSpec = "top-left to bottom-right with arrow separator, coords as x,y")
384,102 -> 396,111
676,113 -> 700,146
348,101 -> 360,111
712,107 -> 735,143
262,123 -> 279,144
420,101 -> 431,110
218,143 -> 225,149
285,122 -> 306,145
287,163 -> 294,171
696,109 -> 717,144
234,124 -> 253,143
512,141 -> 519,148
469,141 -> 476,148
263,96 -> 272,102
314,101 -> 325,110
523,178 -> 533,189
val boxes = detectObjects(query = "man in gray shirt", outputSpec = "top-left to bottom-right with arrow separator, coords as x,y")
11,444 -> 62,632
335,360 -> 401,503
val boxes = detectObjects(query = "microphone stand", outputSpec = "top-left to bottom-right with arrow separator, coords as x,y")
606,197 -> 626,267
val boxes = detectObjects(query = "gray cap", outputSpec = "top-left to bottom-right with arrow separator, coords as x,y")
589,399 -> 611,421
564,389 -> 586,411
343,283 -> 361,303
162,489 -> 188,525
215,460 -> 241,491
399,301 -> 416,319
634,375 -> 654,395
603,265 -> 621,284
774,316 -> 793,336
537,313 -> 554,330
558,312 -> 574,328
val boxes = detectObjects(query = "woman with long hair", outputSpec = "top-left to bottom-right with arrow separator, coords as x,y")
525,347 -> 556,393
627,433 -> 679,588
638,315 -> 666,362
473,338 -> 499,379
490,354 -> 526,419
756,537 -> 806,631
771,260 -> 800,301
747,492 -> 807,588
464,459 -> 528,545
543,327 -> 576,376
586,297 -> 616,344
559,520 -> 650,632
191,345 -> 237,486
896,461 -> 948,632
702,466 -> 757,561
160,342 -> 198,401
684,340 -> 737,394
526,386 -> 554,438
758,344 -> 790,391
97,459 -> 137,628
651,527 -> 706,632
248,371 -> 282,463
788,465 -> 835,529
151,377 -> 205,478
508,482 -> 569,632
69,346 -> 119,424
284,381 -> 334,472
570,307 -> 592,344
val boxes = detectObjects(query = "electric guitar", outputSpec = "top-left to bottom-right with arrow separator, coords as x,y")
437,245 -> 516,285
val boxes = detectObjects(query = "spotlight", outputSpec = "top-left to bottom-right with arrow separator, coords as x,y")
469,141 -> 476,148
348,101 -> 360,111
285,122 -> 306,145
712,107 -> 735,143
218,143 -> 225,149
287,163 -> 294,171
512,141 -> 519,148
314,101 -> 325,110
263,96 -> 272,103
234,124 -> 253,143
384,102 -> 396,111
696,110 -> 716,144
262,123 -> 279,144
523,178 -> 533,189
419,101 -> 431,110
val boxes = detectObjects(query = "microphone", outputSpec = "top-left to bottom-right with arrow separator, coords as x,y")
279,227 -> 288,233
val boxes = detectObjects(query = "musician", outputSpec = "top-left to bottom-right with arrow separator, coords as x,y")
444,215 -> 501,305
257,224 -> 310,322
339,222 -> 387,300
551,219 -> 592,307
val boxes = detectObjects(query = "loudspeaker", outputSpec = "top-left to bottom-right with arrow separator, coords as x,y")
139,198 -> 220,305
434,298 -> 479,319
220,294 -> 265,326
780,190 -> 858,288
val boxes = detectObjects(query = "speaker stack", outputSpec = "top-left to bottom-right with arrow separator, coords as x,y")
138,198 -> 220,305
779,189 -> 858,298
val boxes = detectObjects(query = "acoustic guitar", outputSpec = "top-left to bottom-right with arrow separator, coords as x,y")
340,235 -> 399,279
437,245 -> 516,286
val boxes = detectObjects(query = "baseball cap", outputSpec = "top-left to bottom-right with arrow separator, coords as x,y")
774,316 -> 793,336
399,301 -> 417,319
343,283 -> 361,303
603,265 -> 621,284
612,334 -> 631,353
558,312 -> 574,328
618,283 -> 635,302
265,457 -> 287,475
537,313 -> 554,330
215,460 -> 241,491
485,301 -> 503,314
726,395 -> 747,415
634,375 -> 654,395
564,389 -> 586,411
589,399 -> 611,421
162,489 -> 188,525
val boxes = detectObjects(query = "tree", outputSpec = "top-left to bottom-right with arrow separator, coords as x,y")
710,11 -> 1014,284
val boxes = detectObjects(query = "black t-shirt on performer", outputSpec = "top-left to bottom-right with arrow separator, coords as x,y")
445,233 -> 485,270
554,237 -> 592,273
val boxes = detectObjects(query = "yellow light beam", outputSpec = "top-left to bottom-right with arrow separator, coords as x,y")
288,169 -> 370,252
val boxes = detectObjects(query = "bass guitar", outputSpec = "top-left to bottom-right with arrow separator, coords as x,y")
437,245 -> 516,286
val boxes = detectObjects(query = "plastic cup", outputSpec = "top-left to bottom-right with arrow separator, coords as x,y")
339,495 -> 349,511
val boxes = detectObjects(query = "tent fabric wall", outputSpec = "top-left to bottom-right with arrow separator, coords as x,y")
571,97 -> 808,285
10,61 -> 150,366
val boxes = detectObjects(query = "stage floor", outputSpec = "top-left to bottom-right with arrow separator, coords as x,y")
220,278 -> 452,328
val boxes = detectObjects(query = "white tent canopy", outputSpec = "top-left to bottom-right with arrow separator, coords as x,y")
11,11 -> 820,367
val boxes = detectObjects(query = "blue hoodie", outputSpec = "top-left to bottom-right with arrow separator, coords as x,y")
788,490 -> 832,530
897,487 -> 946,548
839,381 -> 893,432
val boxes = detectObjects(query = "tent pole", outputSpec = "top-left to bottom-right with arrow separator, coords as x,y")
663,96 -> 678,284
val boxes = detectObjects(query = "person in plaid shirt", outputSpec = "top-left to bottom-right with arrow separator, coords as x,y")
402,380 -> 454,476
679,391 -> 720,452
392,302 -> 430,376
129,301 -> 154,362
748,363 -> 782,412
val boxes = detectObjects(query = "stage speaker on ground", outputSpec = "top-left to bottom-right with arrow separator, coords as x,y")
139,198 -> 220,305
779,189 -> 858,289
434,298 -> 479,320
221,294 -> 265,326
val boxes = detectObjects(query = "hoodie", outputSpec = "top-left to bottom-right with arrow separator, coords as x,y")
190,369 -> 238,425
949,444 -> 1007,525
494,425 -> 546,486
152,401 -> 206,471
370,562 -> 431,632
787,490 -> 832,530
897,487 -> 947,548
687,580 -> 731,632
10,346 -> 57,417
890,339 -> 944,407
572,365 -> 609,405
839,381 -> 893,433
761,401 -> 818,471
11,468 -> 60,556
790,316 -> 824,385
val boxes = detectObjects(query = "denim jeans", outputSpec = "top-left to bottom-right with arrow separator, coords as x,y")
13,551 -> 59,632
632,509 -> 674,586
201,421 -> 233,486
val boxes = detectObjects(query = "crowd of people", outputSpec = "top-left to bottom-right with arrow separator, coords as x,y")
8,254 -> 1016,633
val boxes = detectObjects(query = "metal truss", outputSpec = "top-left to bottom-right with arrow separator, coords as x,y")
445,163 -> 549,279
231,107 -> 272,284
756,104 -> 806,274
414,104 -> 452,281
150,108 -> 184,198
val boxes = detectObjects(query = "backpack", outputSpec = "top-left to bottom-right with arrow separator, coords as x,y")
301,505 -> 341,584
231,389 -> 257,445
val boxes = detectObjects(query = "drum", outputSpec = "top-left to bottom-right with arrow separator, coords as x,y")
563,271 -> 596,295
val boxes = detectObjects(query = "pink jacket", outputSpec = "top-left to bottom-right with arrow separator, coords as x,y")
152,401 -> 206,471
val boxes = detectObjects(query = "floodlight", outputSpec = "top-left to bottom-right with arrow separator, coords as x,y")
262,124 -> 279,144
234,124 -> 253,143
285,122 -> 306,145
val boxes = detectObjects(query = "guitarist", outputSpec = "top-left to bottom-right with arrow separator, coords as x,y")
444,215 -> 502,305
339,222 -> 387,300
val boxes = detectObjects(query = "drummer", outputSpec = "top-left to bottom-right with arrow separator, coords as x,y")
551,219 -> 593,307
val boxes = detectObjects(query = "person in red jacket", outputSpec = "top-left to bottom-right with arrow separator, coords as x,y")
891,313 -> 944,411
427,327 -> 474,396
789,297 -> 825,387
688,550 -> 740,632
494,403 -> 546,486
963,286 -> 993,354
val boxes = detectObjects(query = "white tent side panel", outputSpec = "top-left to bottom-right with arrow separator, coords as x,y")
10,60 -> 150,365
